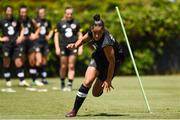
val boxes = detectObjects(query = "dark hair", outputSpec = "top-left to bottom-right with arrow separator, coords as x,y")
92,14 -> 104,27
4,5 -> 13,12
20,5 -> 27,9
37,5 -> 46,11
37,6 -> 46,15
64,6 -> 73,13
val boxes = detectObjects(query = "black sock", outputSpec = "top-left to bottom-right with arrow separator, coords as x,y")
29,67 -> 37,82
41,65 -> 47,80
3,67 -> 11,81
67,79 -> 73,87
17,67 -> 25,82
73,84 -> 90,113
61,78 -> 65,87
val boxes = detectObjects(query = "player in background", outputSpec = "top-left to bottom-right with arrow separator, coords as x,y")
34,6 -> 53,84
0,5 -> 29,87
54,6 -> 83,91
65,14 -> 123,117
18,5 -> 42,86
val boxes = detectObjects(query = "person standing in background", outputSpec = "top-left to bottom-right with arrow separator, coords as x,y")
54,6 -> 83,91
0,5 -> 29,87
34,6 -> 53,84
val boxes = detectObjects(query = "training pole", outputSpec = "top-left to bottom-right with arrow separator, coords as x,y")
115,6 -> 152,113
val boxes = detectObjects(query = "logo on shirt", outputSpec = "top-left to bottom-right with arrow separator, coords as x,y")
44,22 -> 48,27
65,28 -> 73,38
27,23 -> 31,28
62,24 -> 66,28
24,27 -> 29,35
71,24 -> 76,29
7,26 -> 15,35
12,21 -> 17,27
4,23 -> 8,27
40,26 -> 46,35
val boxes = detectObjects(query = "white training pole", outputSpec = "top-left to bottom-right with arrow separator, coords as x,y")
115,6 -> 152,113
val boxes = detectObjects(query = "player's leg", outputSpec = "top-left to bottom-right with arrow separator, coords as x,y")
60,55 -> 68,89
28,52 -> 36,81
14,44 -> 29,87
3,57 -> 11,87
66,54 -> 76,91
40,44 -> 49,84
66,66 -> 98,117
2,43 -> 12,87
92,79 -> 104,97
41,56 -> 48,84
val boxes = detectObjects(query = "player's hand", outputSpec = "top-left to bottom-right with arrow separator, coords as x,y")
29,34 -> 38,41
102,80 -> 114,93
45,35 -> 50,41
55,48 -> 60,56
67,43 -> 76,49
0,36 -> 9,42
16,36 -> 24,44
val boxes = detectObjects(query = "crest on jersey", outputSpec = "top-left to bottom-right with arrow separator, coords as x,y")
62,24 -> 66,28
44,22 -> 48,27
12,21 -> 17,27
4,52 -> 9,57
4,23 -> 8,27
27,23 -> 31,28
71,24 -> 76,29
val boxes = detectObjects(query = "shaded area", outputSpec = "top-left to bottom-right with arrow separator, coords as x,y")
78,113 -> 129,117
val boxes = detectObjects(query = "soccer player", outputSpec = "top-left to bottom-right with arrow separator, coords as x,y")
65,14 -> 123,117
18,5 -> 42,86
0,5 -> 29,87
54,6 -> 83,91
33,6 -> 53,84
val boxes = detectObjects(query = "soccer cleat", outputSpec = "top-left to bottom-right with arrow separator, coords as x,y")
19,80 -> 30,87
63,86 -> 72,92
61,83 -> 65,90
6,81 -> 12,87
34,80 -> 44,86
65,110 -> 77,117
41,79 -> 48,85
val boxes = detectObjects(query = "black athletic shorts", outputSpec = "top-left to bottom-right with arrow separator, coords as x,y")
13,43 -> 25,59
24,39 -> 36,53
2,40 -> 24,59
34,41 -> 49,56
60,46 -> 77,56
89,52 -> 121,81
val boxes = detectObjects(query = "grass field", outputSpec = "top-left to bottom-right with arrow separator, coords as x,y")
0,76 -> 180,119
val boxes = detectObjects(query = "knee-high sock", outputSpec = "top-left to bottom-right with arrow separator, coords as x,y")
41,65 -> 47,79
17,67 -> 25,82
73,84 -> 90,113
29,67 -> 37,82
3,67 -> 11,81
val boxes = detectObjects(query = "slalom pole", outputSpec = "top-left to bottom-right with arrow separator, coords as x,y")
115,6 -> 152,113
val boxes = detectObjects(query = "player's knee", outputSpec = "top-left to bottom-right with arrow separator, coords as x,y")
61,64 -> 67,70
83,81 -> 92,88
68,64 -> 75,70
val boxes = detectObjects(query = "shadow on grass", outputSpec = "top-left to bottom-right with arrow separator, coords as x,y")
78,113 -> 129,117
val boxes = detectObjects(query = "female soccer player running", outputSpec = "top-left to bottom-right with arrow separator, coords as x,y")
65,14 -> 123,117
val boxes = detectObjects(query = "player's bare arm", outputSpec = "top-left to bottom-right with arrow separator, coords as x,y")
45,29 -> 54,41
102,46 -> 115,92
0,36 -> 9,42
77,31 -> 83,55
67,33 -> 90,49
54,31 -> 60,56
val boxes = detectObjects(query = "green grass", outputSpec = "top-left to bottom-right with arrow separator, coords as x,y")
0,76 -> 180,119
